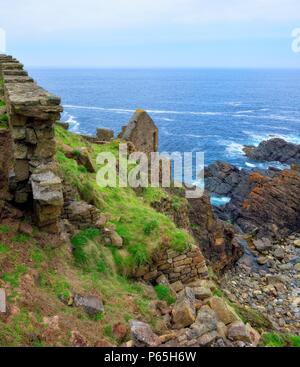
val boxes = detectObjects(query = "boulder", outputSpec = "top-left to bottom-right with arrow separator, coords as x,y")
227,321 -> 252,344
193,287 -> 212,300
129,320 -> 160,347
253,238 -> 272,253
243,138 -> 300,164
76,148 -> 96,173
294,239 -> 300,248
209,297 -> 240,325
73,294 -> 104,316
172,287 -> 196,329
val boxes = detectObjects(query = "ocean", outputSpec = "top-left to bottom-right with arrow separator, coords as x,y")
29,68 -> 300,171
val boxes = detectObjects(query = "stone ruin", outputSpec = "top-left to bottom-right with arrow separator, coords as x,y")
118,109 -> 159,155
0,54 -> 63,232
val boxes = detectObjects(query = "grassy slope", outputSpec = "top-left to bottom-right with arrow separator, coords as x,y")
0,126 -> 192,346
55,125 -> 194,271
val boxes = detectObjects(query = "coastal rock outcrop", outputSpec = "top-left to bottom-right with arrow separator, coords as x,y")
244,138 -> 300,164
188,193 -> 243,272
205,160 -> 300,239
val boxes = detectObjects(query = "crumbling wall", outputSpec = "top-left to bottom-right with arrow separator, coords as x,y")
0,54 -> 63,232
135,245 -> 208,285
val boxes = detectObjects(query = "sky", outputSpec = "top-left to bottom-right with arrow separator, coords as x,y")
0,0 -> 300,68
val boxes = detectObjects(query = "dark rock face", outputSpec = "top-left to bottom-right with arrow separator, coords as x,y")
206,163 -> 300,238
243,138 -> 300,164
188,193 -> 243,272
204,157 -> 300,239
205,161 -> 248,197
235,168 -> 300,238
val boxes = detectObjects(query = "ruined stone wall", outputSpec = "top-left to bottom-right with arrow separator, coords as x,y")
0,54 -> 63,232
135,245 -> 208,285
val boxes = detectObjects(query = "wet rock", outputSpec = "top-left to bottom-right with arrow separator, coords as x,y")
130,320 -> 160,347
73,294 -> 104,316
172,287 -> 196,329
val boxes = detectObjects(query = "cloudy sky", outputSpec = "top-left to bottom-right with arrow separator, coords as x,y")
0,0 -> 300,67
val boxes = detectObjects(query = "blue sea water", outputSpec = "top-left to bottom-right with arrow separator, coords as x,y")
29,68 -> 300,170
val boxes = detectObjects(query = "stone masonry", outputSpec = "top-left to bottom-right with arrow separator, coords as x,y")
135,245 -> 208,285
0,54 -> 63,232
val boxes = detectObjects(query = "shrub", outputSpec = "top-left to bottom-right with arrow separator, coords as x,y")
0,99 -> 5,107
154,285 -> 176,305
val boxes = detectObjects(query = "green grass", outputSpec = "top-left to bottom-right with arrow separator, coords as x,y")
1,265 -> 27,288
0,99 -> 5,107
0,243 -> 9,254
262,332 -> 300,347
171,230 -> 191,252
55,125 -> 194,276
127,243 -> 150,267
71,228 -> 101,266
154,285 -> 176,305
213,288 -> 223,298
30,248 -> 45,265
13,234 -> 30,243
144,220 -> 159,235
0,225 -> 11,234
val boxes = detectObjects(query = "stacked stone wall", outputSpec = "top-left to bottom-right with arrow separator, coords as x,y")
0,54 -> 63,232
135,245 -> 208,285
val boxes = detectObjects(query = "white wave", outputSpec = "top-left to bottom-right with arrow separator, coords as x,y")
226,101 -> 242,107
157,117 -> 175,122
64,104 -> 223,116
242,131 -> 300,146
245,162 -> 257,168
61,112 -> 80,132
236,110 -> 255,114
224,142 -> 245,157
